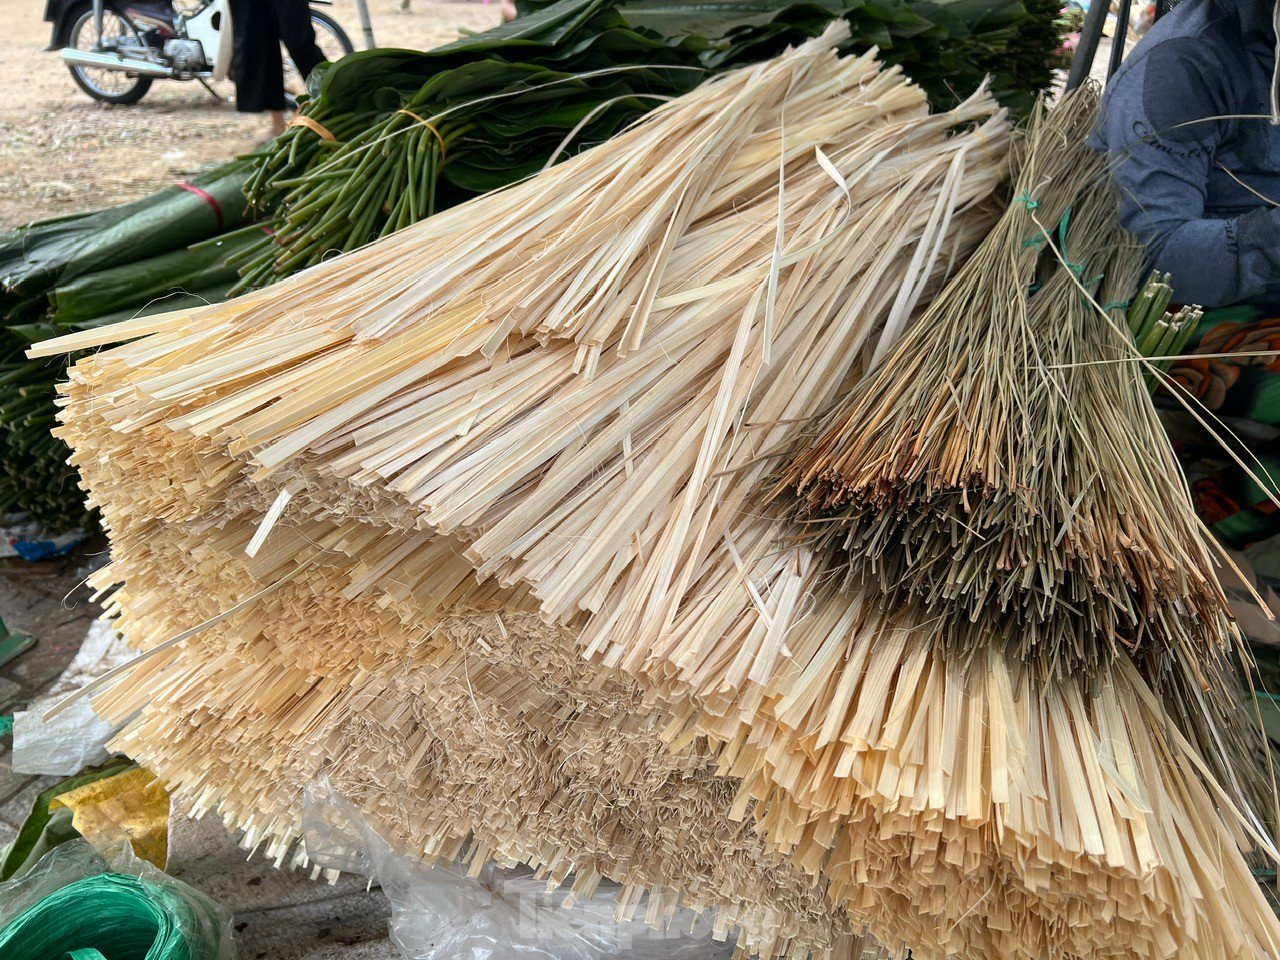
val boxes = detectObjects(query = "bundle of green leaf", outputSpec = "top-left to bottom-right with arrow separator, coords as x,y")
0,163 -> 256,529
0,161 -> 251,316
239,0 -> 1065,287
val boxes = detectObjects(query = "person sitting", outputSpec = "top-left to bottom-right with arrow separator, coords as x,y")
1096,0 -> 1280,581
1093,0 -> 1280,309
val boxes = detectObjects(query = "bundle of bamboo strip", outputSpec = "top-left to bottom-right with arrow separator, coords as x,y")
39,29 -> 1024,958
42,35 -> 1011,676
45,34 -> 1278,960
68,458 -> 1280,960
61,414 -> 1280,959
0,0 -> 1066,530
83,515 -> 865,959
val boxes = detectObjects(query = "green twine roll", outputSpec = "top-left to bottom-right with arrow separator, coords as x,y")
0,873 -> 224,960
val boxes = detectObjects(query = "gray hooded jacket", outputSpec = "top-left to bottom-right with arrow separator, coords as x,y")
1093,0 -> 1280,306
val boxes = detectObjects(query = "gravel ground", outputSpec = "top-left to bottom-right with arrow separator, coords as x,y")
0,0 -> 498,229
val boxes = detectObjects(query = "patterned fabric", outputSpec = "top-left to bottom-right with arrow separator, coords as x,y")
1168,305 -> 1280,553
1171,306 -> 1280,421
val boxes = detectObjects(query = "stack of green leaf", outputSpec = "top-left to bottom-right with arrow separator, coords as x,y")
0,163 -> 257,529
239,0 -> 1066,286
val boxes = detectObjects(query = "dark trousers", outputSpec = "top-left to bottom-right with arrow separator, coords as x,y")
230,0 -> 325,113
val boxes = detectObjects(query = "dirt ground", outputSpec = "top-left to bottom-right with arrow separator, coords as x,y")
0,0 -> 498,229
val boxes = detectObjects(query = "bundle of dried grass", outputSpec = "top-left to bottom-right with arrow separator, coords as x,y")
772,88 -> 1274,825
781,91 -> 1235,681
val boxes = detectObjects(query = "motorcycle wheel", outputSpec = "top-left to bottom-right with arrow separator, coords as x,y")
283,10 -> 356,95
66,6 -> 154,105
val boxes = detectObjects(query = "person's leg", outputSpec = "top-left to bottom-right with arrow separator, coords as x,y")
271,0 -> 327,82
229,0 -> 286,116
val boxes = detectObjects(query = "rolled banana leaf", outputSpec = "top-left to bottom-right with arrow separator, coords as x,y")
0,161 -> 252,307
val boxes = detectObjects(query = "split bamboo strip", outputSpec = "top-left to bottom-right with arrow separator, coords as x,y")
44,34 -> 1012,958
44,30 -> 1013,825
39,37 -> 1011,671
51,304 -> 1280,959
67,436 -> 1280,959
56,381 -> 1280,955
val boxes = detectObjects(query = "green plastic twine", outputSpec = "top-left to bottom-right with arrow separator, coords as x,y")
0,873 -> 223,960
1021,204 -> 1108,295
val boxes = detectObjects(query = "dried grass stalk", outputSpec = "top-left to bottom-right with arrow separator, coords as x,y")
780,90 -> 1232,677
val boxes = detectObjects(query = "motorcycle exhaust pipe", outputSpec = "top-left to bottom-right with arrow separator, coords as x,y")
60,48 -> 176,78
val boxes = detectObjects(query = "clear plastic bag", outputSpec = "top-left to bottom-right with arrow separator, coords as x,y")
301,776 -> 732,960
0,836 -> 234,959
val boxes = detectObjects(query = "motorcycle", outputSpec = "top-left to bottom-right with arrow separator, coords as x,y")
44,0 -> 354,105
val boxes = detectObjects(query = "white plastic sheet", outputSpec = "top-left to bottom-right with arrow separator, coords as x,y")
300,775 -> 733,960
11,618 -> 132,776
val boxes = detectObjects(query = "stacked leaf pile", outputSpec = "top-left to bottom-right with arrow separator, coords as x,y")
35,33 -> 1049,958
0,163 -> 256,528
238,0 -> 1066,286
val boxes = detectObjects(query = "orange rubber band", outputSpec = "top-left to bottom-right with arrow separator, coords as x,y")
396,109 -> 448,160
287,115 -> 336,141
